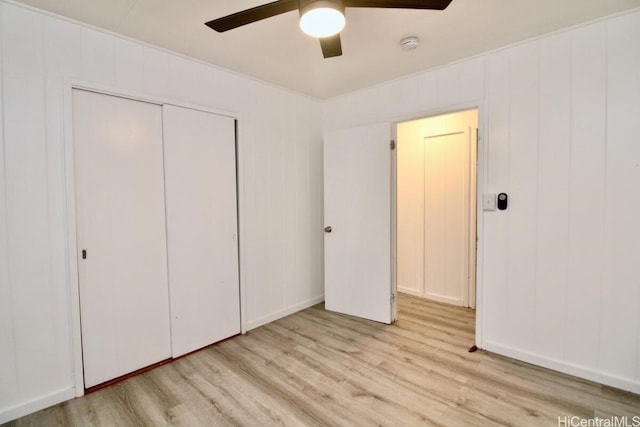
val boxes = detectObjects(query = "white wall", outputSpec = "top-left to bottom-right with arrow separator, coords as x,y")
324,10 -> 640,393
0,1 -> 324,422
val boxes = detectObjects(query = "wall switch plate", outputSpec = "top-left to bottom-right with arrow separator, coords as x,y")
483,194 -> 496,211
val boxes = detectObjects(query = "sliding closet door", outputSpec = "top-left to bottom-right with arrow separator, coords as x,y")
163,105 -> 240,357
73,89 -> 171,388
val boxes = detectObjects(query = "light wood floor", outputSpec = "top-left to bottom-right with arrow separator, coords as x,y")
6,294 -> 640,426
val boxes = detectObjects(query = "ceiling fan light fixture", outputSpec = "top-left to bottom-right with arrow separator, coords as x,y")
299,1 -> 345,38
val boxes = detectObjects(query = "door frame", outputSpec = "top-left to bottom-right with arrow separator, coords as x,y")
391,103 -> 486,349
63,80 -> 246,396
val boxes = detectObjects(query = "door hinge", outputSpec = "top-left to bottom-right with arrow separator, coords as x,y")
390,140 -> 396,150
391,293 -> 396,303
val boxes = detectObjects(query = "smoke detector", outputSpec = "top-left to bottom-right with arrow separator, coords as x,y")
400,36 -> 419,51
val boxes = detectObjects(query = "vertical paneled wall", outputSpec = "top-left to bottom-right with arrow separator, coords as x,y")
0,2 -> 323,421
483,12 -> 640,390
324,9 -> 640,393
601,12 -> 640,381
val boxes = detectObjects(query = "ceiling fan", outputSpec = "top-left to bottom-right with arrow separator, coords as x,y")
205,0 -> 453,59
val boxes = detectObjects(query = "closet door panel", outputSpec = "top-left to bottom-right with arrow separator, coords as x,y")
163,105 -> 240,357
424,130 -> 470,306
73,89 -> 171,388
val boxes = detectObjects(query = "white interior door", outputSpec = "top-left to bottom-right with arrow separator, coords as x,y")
73,89 -> 171,388
163,105 -> 240,357
324,123 -> 393,324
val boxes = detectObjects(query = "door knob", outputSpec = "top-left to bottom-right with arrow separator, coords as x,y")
324,226 -> 332,233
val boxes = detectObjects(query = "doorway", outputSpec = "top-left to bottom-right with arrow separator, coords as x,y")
395,109 -> 478,315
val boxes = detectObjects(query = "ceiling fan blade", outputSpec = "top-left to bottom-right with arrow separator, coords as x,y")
344,0 -> 452,10
205,0 -> 298,32
320,34 -> 343,58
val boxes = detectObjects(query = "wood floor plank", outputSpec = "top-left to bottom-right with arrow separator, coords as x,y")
5,293 -> 639,426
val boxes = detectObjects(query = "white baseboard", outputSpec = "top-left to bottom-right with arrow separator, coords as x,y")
398,288 -> 464,306
245,295 -> 325,331
423,292 -> 463,306
482,340 -> 640,394
398,287 -> 422,297
0,387 -> 76,424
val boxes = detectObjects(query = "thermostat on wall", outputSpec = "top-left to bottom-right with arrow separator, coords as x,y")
497,193 -> 508,210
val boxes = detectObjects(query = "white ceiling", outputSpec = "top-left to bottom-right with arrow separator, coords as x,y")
12,0 -> 640,99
